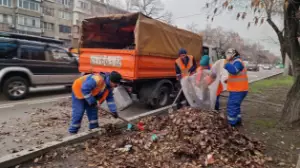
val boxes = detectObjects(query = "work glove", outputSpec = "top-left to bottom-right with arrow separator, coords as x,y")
176,75 -> 182,81
85,96 -> 97,106
111,112 -> 119,119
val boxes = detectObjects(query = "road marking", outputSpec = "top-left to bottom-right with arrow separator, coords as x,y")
27,96 -> 71,105
0,95 -> 71,108
248,75 -> 258,78
0,104 -> 14,109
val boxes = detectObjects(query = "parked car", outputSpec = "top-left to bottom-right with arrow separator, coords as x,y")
0,38 -> 80,100
246,63 -> 259,71
262,65 -> 272,70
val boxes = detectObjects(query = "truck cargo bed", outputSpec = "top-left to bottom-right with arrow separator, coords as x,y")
79,48 -> 176,80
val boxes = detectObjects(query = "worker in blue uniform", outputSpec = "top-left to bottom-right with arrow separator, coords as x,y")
224,48 -> 249,126
69,71 -> 122,134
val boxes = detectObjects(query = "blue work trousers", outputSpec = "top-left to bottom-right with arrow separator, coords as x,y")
227,91 -> 248,126
215,95 -> 220,111
69,92 -> 99,134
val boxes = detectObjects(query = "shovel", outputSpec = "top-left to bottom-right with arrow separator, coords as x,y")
168,73 -> 192,113
101,109 -> 144,131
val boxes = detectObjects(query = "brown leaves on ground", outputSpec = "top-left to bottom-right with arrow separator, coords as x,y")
80,108 -> 268,168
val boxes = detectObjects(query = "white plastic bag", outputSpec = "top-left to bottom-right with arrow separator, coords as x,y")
100,86 -> 133,112
181,59 -> 228,110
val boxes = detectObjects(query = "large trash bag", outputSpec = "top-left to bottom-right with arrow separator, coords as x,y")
218,59 -> 228,91
181,74 -> 208,109
208,59 -> 227,109
100,86 -> 133,112
181,59 -> 228,110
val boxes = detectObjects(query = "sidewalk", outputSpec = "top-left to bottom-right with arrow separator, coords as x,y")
0,99 -> 118,157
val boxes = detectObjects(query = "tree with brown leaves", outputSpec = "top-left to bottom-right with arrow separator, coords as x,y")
205,0 -> 300,124
128,0 -> 174,24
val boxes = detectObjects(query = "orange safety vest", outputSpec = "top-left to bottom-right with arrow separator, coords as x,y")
227,58 -> 249,92
175,55 -> 194,77
72,74 -> 110,104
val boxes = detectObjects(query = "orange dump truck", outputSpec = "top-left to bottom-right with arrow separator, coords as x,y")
78,12 -> 203,108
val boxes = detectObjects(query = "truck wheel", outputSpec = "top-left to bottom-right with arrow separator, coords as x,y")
3,76 -> 29,100
149,86 -> 171,109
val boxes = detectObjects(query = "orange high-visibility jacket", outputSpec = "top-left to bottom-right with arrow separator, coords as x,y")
175,55 -> 194,78
227,58 -> 249,92
72,74 -> 109,104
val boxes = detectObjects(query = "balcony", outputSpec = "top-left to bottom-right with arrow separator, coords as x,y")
16,24 -> 41,34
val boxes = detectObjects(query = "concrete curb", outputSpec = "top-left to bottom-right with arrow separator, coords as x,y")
0,105 -> 173,168
0,72 -> 283,168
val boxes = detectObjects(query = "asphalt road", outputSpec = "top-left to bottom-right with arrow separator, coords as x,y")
0,69 -> 283,122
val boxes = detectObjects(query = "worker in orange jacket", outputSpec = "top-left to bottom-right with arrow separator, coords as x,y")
175,48 -> 197,80
175,48 -> 197,108
69,71 -> 122,134
224,48 -> 249,127
196,51 -> 223,111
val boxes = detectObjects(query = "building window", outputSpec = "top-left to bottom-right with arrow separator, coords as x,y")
41,6 -> 54,16
56,0 -> 71,7
79,1 -> 88,9
59,25 -> 71,33
18,15 -> 40,28
18,0 -> 40,12
0,14 -> 13,24
59,11 -> 71,20
41,22 -> 54,31
0,0 -> 12,7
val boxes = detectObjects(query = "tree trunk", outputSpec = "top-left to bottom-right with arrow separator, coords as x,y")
281,0 -> 300,124
281,72 -> 300,124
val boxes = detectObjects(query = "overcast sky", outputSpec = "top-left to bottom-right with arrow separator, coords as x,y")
161,0 -> 282,56
116,0 -> 282,56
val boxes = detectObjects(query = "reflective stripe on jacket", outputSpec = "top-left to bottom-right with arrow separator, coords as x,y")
227,59 -> 249,92
72,74 -> 107,100
175,55 -> 194,77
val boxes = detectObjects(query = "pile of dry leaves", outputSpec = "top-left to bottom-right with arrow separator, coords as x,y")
82,108 -> 268,168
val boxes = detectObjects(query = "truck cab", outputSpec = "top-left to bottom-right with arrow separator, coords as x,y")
202,44 -> 218,65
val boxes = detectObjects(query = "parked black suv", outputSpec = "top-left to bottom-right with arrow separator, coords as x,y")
0,37 -> 80,100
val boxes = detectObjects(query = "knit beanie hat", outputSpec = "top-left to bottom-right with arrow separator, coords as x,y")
200,55 -> 210,66
178,48 -> 187,56
110,71 -> 122,84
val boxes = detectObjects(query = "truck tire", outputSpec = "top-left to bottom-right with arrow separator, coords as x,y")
3,76 -> 29,100
148,85 -> 171,109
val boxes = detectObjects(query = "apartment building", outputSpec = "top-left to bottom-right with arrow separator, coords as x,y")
0,0 -> 14,32
72,0 -> 127,47
40,0 -> 73,46
0,0 -> 127,47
